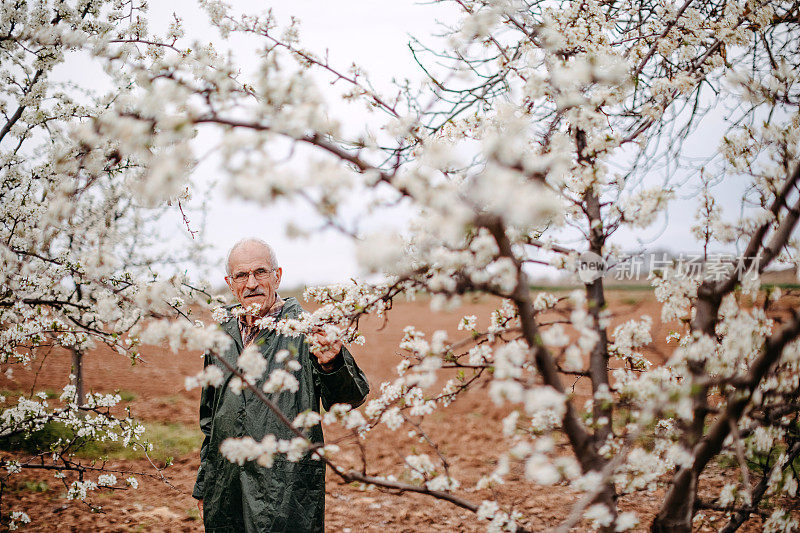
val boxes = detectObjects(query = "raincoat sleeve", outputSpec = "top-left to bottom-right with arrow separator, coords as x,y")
310,345 -> 370,411
192,353 -> 216,500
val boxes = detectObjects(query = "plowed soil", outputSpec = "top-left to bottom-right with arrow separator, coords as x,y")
3,291 -> 798,532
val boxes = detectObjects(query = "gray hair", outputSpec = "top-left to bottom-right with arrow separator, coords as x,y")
226,238 -> 279,275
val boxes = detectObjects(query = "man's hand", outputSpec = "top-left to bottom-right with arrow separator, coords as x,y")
310,330 -> 343,372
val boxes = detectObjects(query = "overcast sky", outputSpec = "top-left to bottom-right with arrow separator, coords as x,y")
143,0 -> 455,289
136,1 -> 755,289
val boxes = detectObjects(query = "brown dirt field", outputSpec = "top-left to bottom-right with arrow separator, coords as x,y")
2,291 -> 797,532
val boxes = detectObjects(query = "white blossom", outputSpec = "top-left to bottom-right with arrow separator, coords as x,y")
238,345 -> 267,382
185,365 -> 224,390
67,480 -> 98,501
262,369 -> 300,394
8,511 -> 31,530
584,504 -> 614,529
97,474 -> 117,487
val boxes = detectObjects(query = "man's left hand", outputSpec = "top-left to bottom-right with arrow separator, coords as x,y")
310,331 -> 343,372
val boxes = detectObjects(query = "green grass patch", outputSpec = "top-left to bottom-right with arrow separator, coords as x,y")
0,389 -> 59,400
137,422 -> 202,462
1,389 -> 137,402
20,480 -> 50,493
0,421 -> 202,463
157,394 -> 183,406
716,452 -> 739,470
117,389 -> 138,402
85,421 -> 203,462
0,421 -> 74,454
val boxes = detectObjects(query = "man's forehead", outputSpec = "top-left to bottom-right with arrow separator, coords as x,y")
228,244 -> 272,270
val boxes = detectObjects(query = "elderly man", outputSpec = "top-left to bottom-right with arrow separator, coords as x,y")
193,238 -> 370,532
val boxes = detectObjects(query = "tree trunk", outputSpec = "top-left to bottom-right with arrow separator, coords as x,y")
597,482 -> 619,533
71,348 -> 84,406
650,468 -> 696,533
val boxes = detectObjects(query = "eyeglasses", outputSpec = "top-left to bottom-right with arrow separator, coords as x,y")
230,267 -> 276,284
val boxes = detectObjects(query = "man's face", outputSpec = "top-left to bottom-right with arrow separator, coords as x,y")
225,242 -> 282,315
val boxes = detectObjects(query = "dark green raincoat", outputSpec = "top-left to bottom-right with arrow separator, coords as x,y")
193,297 -> 370,532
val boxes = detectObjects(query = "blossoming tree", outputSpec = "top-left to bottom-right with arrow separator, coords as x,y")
0,1 -> 224,526
4,0 -> 800,531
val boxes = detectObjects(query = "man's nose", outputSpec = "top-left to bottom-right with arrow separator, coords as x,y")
245,273 -> 259,288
